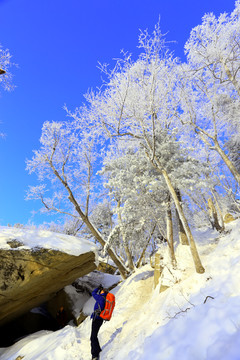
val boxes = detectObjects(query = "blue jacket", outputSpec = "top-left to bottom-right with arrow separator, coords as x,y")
91,288 -> 107,320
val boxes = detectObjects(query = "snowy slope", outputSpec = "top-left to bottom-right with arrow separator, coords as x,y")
0,220 -> 240,360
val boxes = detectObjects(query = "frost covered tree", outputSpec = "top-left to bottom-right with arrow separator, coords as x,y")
90,199 -> 114,239
26,119 -> 130,279
0,43 -> 14,137
100,128 -> 208,269
180,1 -> 240,186
0,43 -> 13,93
177,143 -> 228,232
82,24 -> 205,273
26,5 -> 240,277
100,142 -> 167,268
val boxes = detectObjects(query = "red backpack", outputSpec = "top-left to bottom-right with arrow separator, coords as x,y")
100,292 -> 115,321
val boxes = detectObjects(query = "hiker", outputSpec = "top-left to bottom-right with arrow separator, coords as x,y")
90,284 -> 108,360
56,306 -> 67,329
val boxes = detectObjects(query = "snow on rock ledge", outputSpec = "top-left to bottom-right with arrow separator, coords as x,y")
0,227 -> 98,326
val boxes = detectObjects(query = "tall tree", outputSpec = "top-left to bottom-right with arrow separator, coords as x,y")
83,24 -> 205,273
180,2 -> 240,185
100,143 -> 165,268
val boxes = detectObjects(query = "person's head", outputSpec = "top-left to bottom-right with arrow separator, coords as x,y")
100,288 -> 108,294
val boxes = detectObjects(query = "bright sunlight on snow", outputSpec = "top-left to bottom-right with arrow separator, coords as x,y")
0,219 -> 240,360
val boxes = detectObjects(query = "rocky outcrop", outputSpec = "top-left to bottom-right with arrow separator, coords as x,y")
0,247 -> 96,326
97,261 -> 117,274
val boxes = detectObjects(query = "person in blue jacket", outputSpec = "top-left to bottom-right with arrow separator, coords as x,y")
90,284 -> 108,360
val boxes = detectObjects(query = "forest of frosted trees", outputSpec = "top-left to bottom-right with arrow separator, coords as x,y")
25,3 -> 240,278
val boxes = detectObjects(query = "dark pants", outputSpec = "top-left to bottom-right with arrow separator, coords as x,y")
90,317 -> 104,358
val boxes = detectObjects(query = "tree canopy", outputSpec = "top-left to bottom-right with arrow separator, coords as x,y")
27,2 -> 240,277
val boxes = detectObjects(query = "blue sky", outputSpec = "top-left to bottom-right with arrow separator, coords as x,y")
0,0 -> 236,226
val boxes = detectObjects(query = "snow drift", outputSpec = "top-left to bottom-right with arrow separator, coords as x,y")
0,219 -> 240,360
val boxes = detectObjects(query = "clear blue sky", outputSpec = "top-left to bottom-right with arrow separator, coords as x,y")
0,0 -> 236,226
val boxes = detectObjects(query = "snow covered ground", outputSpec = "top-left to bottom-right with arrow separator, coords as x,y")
0,219 -> 240,360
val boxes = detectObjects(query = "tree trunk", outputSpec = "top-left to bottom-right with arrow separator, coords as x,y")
207,197 -> 222,232
211,190 -> 225,232
49,162 -> 130,279
154,249 -> 163,288
81,214 -> 130,278
160,168 -> 205,274
123,243 -> 135,271
221,60 -> 240,98
117,201 -> 135,272
166,195 -> 177,268
136,223 -> 156,268
214,139 -> 240,186
146,152 -> 205,274
175,189 -> 189,245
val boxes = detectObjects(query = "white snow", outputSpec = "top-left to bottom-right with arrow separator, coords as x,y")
0,219 -> 240,360
0,226 -> 97,256
65,272 -> 121,319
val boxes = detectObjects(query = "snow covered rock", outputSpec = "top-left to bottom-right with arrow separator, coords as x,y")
0,227 -> 97,326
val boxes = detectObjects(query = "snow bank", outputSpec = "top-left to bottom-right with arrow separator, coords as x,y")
0,226 -> 97,256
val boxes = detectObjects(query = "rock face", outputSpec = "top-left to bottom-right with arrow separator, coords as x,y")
0,247 -> 96,326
